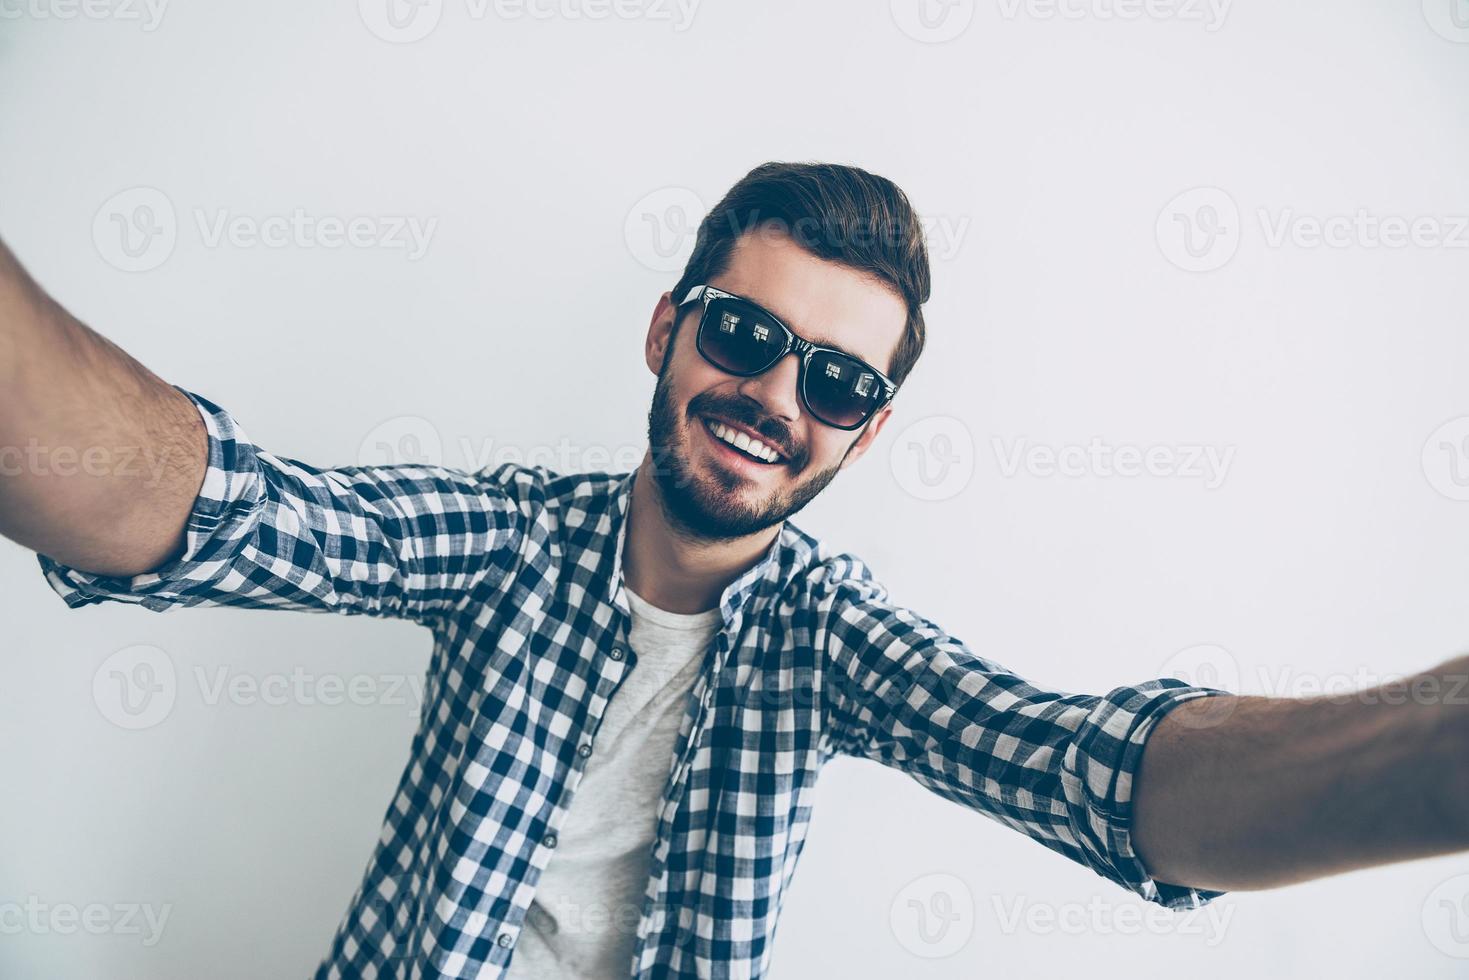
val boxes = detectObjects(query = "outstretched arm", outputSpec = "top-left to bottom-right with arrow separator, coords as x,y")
4,234 -> 526,626
1132,655 -> 1469,891
819,559 -> 1231,910
820,556 -> 1469,906
0,236 -> 206,575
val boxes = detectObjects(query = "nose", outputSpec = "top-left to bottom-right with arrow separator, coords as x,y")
735,351 -> 803,424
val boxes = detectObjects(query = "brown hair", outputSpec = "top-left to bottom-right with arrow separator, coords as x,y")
669,161 -> 931,387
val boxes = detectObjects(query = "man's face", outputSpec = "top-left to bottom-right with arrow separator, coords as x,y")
643,226 -> 906,541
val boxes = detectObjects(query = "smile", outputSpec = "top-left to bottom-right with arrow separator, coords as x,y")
701,417 -> 785,465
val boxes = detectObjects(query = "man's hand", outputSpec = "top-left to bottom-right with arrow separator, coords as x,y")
1133,654 -> 1469,891
0,237 -> 206,575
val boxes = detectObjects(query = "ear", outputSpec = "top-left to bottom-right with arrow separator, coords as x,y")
645,292 -> 678,376
837,403 -> 894,471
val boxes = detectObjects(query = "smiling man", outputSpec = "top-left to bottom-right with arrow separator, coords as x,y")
630,210 -> 910,611
2,161 -> 1467,980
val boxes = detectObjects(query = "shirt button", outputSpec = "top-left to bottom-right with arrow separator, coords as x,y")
609,646 -> 625,661
577,743 -> 593,758
543,833 -> 558,848
496,932 -> 514,948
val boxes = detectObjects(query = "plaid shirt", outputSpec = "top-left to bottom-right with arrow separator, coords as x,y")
39,389 -> 1227,979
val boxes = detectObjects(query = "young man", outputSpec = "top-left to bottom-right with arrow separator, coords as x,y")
2,161 -> 1465,979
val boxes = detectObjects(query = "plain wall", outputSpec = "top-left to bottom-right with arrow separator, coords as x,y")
2,2 -> 1468,976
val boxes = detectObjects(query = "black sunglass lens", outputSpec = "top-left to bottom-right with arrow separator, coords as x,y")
803,350 -> 885,428
699,300 -> 784,374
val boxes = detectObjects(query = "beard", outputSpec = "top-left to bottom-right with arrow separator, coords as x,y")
644,365 -> 849,542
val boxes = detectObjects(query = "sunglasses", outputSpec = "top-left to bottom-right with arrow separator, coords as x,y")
677,284 -> 898,431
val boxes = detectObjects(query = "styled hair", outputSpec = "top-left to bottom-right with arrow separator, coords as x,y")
669,161 -> 931,387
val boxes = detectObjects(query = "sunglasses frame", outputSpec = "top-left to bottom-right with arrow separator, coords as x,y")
677,284 -> 898,431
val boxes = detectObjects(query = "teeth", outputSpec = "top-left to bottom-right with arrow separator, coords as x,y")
707,419 -> 781,464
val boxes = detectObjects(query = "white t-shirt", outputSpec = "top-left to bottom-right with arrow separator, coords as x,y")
504,585 -> 721,979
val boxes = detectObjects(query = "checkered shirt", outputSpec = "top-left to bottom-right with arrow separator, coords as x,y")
37,389 -> 1227,978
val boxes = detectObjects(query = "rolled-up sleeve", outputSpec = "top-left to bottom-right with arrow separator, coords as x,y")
37,387 -> 525,625
816,555 -> 1228,910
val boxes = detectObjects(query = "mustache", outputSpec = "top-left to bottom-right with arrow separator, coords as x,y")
687,391 -> 804,466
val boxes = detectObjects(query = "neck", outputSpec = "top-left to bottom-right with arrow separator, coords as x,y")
622,454 -> 781,614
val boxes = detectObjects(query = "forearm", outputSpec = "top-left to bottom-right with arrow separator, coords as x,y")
1132,656 -> 1469,891
0,237 -> 206,575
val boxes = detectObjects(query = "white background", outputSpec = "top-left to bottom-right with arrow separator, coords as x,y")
3,1 -> 1469,976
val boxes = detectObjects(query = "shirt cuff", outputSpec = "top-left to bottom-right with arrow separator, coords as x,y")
35,386 -> 262,611
1061,679 -> 1230,910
